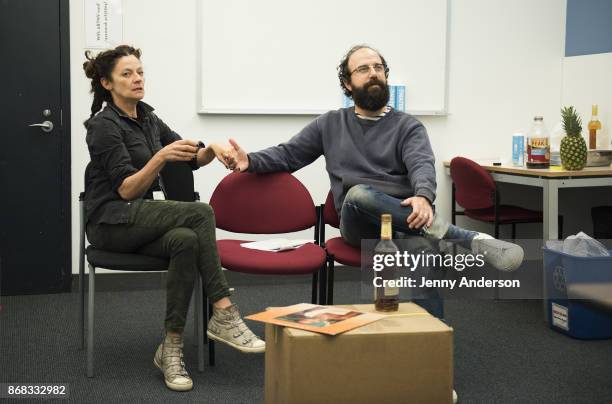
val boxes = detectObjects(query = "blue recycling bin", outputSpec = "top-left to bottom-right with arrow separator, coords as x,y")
543,247 -> 612,339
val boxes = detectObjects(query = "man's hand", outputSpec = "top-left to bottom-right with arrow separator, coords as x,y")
225,138 -> 249,172
400,196 -> 433,230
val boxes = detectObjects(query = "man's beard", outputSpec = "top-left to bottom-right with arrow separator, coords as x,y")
351,79 -> 390,111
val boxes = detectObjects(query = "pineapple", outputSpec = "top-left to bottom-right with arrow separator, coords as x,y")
560,106 -> 587,170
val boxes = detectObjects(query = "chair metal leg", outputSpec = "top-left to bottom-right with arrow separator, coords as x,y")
327,258 -> 335,305
203,292 -> 208,345
87,264 -> 95,378
79,200 -> 86,350
311,271 -> 319,304
451,183 -> 456,225
192,290 -> 198,347
208,302 -> 215,366
196,275 -> 204,373
318,264 -> 328,305
79,258 -> 85,350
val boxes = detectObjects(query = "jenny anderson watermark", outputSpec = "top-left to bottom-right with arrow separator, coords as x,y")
373,276 -> 520,290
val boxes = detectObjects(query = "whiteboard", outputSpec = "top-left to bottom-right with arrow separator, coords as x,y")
196,0 -> 449,115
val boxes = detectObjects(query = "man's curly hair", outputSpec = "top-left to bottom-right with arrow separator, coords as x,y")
337,45 -> 388,97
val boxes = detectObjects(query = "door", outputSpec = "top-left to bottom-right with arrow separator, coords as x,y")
0,0 -> 71,295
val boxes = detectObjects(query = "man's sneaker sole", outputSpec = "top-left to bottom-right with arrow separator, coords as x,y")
153,355 -> 193,392
207,330 -> 265,353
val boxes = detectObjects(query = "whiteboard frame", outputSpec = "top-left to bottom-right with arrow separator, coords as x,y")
195,0 -> 450,116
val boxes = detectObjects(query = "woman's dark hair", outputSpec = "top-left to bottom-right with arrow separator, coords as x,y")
82,45 -> 142,124
337,44 -> 388,97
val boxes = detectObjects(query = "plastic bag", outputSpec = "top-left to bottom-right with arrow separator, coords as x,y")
545,240 -> 564,252
562,232 -> 610,257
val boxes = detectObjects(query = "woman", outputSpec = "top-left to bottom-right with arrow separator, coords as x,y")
82,45 -> 264,392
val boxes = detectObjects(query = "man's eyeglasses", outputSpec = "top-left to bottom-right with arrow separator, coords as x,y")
349,63 -> 389,76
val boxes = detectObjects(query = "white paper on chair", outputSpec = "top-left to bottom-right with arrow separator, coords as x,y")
240,238 -> 314,252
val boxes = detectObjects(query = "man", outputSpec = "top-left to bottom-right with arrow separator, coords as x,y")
224,44 -> 523,281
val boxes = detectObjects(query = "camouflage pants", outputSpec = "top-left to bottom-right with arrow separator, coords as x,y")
86,200 -> 230,332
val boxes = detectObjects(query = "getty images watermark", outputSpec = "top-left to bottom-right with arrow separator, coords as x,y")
360,239 -> 544,300
371,249 -> 520,290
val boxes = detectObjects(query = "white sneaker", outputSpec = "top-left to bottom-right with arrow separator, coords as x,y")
153,334 -> 193,391
453,389 -> 458,403
471,233 -> 524,272
207,304 -> 265,353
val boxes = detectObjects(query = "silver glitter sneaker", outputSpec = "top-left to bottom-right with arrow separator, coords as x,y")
207,304 -> 265,353
153,334 -> 193,391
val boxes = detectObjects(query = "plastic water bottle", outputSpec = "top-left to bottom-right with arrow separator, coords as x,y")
512,132 -> 525,166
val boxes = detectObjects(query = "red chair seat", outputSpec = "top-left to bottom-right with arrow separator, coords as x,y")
464,205 -> 543,223
217,240 -> 326,275
325,237 -> 361,267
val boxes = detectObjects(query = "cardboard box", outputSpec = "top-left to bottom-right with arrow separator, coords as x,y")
265,303 -> 453,404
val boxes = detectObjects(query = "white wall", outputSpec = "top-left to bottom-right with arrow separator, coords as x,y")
431,0 -> 568,237
69,0 -> 569,273
562,53 -> 612,148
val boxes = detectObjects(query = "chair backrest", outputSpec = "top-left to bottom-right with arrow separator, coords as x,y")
160,161 -> 197,202
80,162 -> 94,261
209,172 -> 317,234
450,157 -> 496,210
323,190 -> 340,229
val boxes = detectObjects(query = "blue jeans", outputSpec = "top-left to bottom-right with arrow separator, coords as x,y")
339,184 -> 472,319
339,184 -> 475,246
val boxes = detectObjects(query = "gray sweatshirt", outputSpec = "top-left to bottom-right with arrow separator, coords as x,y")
248,107 -> 437,219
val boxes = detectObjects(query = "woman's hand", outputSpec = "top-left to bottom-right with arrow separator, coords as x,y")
156,140 -> 198,163
211,143 -> 235,167
196,143 -> 234,167
118,140 -> 198,201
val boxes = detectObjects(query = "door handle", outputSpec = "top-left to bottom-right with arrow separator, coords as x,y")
29,120 -> 54,133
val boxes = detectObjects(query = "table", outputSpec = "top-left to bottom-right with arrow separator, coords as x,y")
443,162 -> 612,240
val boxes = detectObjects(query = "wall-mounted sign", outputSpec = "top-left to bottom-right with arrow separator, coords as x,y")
84,0 -> 123,49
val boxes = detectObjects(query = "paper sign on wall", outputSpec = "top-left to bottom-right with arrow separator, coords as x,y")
84,0 -> 123,49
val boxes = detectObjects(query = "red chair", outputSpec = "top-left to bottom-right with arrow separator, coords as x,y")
210,172 -> 326,303
450,156 -> 562,239
320,190 -> 361,304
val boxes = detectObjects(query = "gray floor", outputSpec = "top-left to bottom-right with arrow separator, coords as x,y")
1,269 -> 612,403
